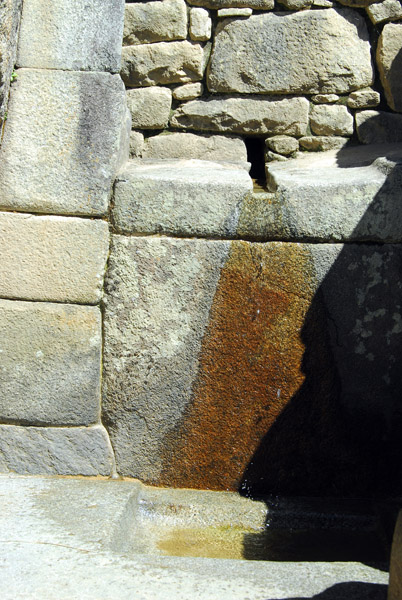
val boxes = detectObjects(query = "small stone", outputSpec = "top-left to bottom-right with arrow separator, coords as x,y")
0,300 -> 102,426
310,105 -> 354,136
129,131 -> 145,158
187,0 -> 273,8
0,69 -> 127,216
0,212 -> 109,304
347,89 -> 381,109
121,41 -> 205,87
377,24 -> 402,112
277,0 -> 312,8
112,159 -> 252,237
17,0 -> 124,72
366,0 -> 402,24
207,10 -> 373,95
312,0 -> 333,6
173,82 -> 203,101
311,94 -> 340,104
356,110 -> 402,144
170,96 -> 309,136
265,150 -> 288,162
217,8 -> 253,15
337,0 -> 378,5
123,0 -> 187,45
126,87 -> 172,129
190,8 -> 212,41
299,136 -> 349,151
265,135 -> 298,156
0,424 -> 114,476
143,132 -> 247,161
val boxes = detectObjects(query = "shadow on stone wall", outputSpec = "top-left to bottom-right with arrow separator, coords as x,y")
240,143 -> 402,500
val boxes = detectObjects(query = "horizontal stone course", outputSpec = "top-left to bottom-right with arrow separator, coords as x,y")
170,96 -> 309,136
142,131 -> 247,161
0,424 -> 114,476
17,0 -> 124,72
207,9 -> 373,95
0,300 -> 102,426
112,159 -> 252,237
0,68 -> 127,216
0,212 -> 109,304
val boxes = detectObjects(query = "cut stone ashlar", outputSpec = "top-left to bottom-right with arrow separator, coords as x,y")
123,0 -> 187,46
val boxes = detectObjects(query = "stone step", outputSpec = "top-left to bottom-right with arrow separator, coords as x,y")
112,158 -> 252,237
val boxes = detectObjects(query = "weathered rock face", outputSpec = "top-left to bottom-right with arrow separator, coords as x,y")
0,0 -> 22,122
207,9 -> 373,95
310,105 -> 354,136
121,41 -> 205,87
170,96 -> 309,135
142,131 -> 247,161
0,300 -> 102,426
112,160 -> 252,237
367,0 -> 402,24
0,213 -> 109,304
123,0 -> 187,45
103,236 -> 402,495
16,0 -> 124,72
377,23 -> 402,112
356,110 -> 402,143
0,69 -> 127,216
126,87 -> 172,129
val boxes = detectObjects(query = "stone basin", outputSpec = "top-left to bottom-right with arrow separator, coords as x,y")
0,474 -> 390,599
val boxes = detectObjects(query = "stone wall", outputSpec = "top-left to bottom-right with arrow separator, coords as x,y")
121,0 -> 402,166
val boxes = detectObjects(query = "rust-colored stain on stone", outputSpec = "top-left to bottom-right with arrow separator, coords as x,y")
160,242 -> 317,491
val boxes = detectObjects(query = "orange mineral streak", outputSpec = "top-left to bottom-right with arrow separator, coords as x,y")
160,242 -> 317,491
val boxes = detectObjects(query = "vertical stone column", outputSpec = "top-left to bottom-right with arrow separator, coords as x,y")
0,0 -> 128,476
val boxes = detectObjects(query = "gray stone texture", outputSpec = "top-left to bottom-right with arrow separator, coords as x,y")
142,131 -> 247,161
347,89 -> 381,109
173,82 -> 203,100
366,0 -> 402,23
123,0 -> 187,46
190,8 -> 212,41
0,300 -> 102,426
218,7 -> 253,14
126,87 -> 172,129
0,213 -> 109,303
310,105 -> 354,136
0,425 -> 114,476
207,9 -> 373,95
299,136 -> 350,151
264,145 -> 402,242
170,96 -> 309,136
377,23 -> 402,112
356,110 -> 402,144
277,0 -> 312,8
187,0 -> 273,8
311,94 -> 340,104
17,0 -> 124,72
102,235 -> 230,480
265,136 -> 298,156
129,130 -> 145,157
121,41 -> 204,87
112,159 -> 252,236
0,0 -> 22,121
0,68 -> 127,216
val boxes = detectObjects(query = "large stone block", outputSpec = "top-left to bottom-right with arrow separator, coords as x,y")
0,0 -> 22,121
187,0 -> 274,8
207,9 -> 373,95
356,110 -> 402,144
170,96 -> 309,136
121,41 -> 204,87
0,69 -> 127,216
142,132 -> 247,161
377,23 -> 402,112
309,105 -> 354,136
0,213 -> 109,303
0,300 -> 101,426
124,0 -> 187,45
112,159 -> 252,236
259,145 -> 402,242
0,425 -> 114,475
16,0 -> 124,72
126,87 -> 172,129
103,236 -> 402,496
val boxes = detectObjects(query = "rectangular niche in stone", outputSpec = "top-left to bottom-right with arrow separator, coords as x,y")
207,9 -> 373,94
